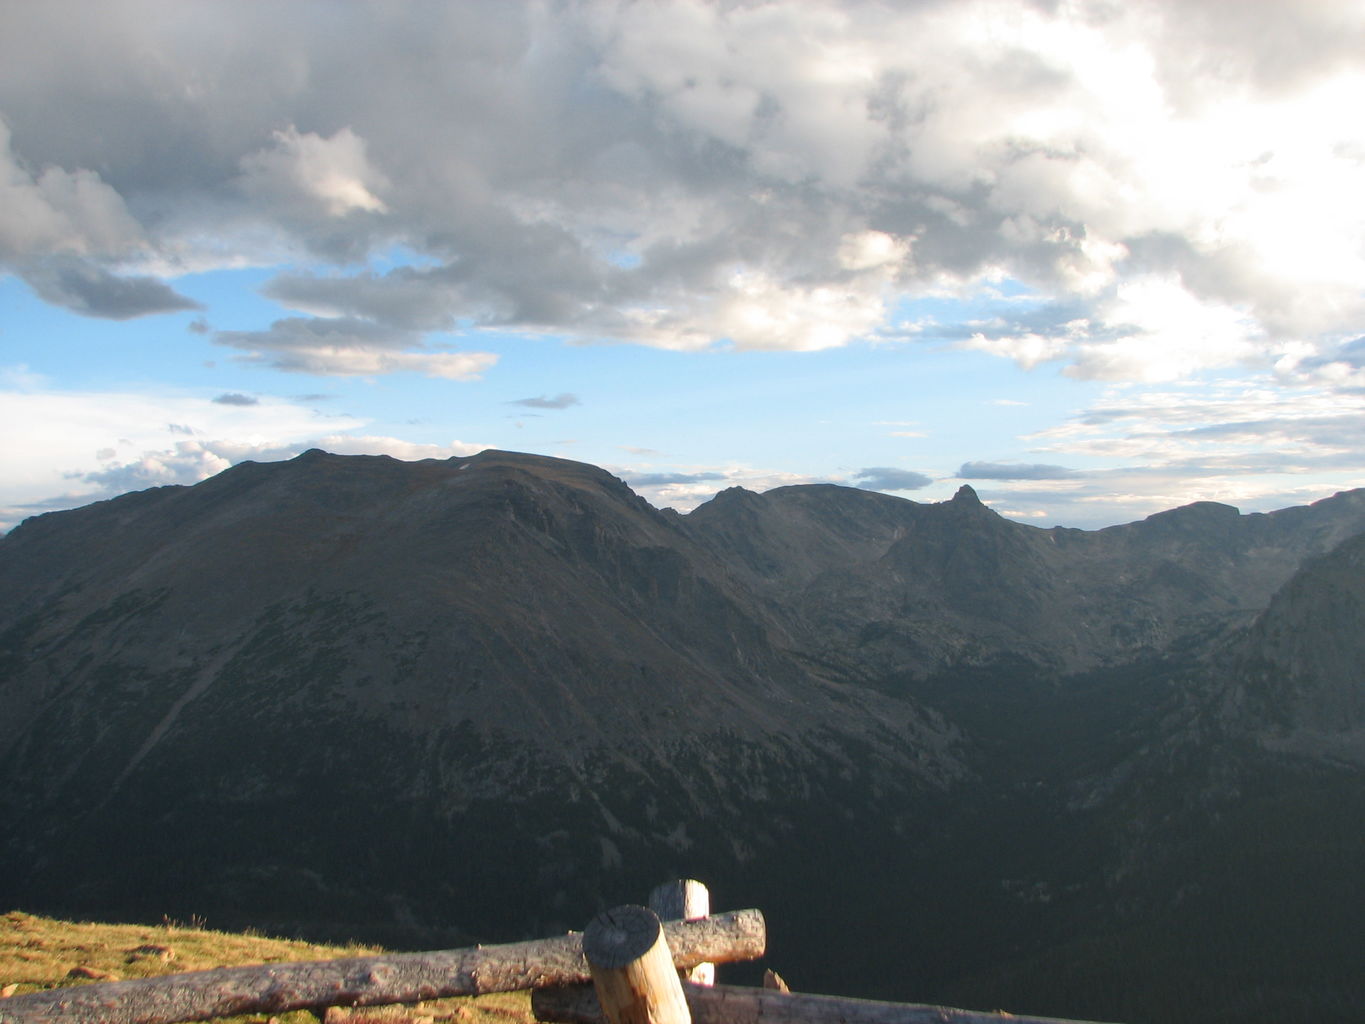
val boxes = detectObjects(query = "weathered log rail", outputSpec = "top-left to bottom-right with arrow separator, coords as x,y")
0,880 -> 1119,1024
533,982 -> 1119,1024
0,910 -> 763,1024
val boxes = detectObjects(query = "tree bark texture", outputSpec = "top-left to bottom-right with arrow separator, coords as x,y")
0,910 -> 764,1024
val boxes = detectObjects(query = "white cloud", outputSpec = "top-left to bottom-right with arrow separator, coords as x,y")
4,432 -> 491,531
1,1 -> 1362,367
1068,276 -> 1265,381
239,125 -> 390,218
0,118 -> 144,262
949,370 -> 1365,526
963,330 -> 1071,370
958,276 -> 1269,381
837,230 -> 910,272
623,268 -> 892,352
1031,379 -> 1365,461
298,436 -> 486,461
0,386 -> 362,530
590,1 -> 885,187
0,396 -> 491,533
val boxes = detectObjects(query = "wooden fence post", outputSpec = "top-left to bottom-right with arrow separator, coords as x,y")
583,905 -> 691,1024
648,880 -> 714,986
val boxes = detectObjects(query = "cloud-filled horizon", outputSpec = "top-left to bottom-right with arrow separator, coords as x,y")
3,1 -> 1364,532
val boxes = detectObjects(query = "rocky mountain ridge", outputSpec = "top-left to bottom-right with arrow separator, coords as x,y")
2,449 -> 1362,1024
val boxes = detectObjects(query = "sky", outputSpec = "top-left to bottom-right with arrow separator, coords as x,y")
3,0 -> 1365,533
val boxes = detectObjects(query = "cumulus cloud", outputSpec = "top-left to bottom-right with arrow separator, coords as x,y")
949,275 -> 1274,381
0,387 -> 339,530
0,118 -> 143,261
838,231 -> 911,272
851,467 -> 933,492
70,440 -> 232,495
0,117 -> 200,317
239,125 -> 389,218
212,392 -> 258,406
0,0 -> 1359,510
61,435 -> 490,508
0,382 -> 494,531
2,0 -> 1364,375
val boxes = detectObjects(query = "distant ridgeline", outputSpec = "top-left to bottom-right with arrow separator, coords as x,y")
2,449 -> 1363,1024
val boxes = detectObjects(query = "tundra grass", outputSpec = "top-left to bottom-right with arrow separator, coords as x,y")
0,910 -> 534,1024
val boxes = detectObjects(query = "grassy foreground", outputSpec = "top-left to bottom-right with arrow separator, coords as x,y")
0,910 -> 536,1024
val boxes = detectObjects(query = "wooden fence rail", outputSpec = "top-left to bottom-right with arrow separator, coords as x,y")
0,879 -> 1121,1024
0,910 -> 764,1024
533,982 -> 1120,1024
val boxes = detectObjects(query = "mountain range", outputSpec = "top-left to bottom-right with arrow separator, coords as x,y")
2,449 -> 1362,1024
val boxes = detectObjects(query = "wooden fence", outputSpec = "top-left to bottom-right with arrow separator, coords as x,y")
0,880 -> 1116,1024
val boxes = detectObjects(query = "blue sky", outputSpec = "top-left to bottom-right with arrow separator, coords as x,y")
3,1 -> 1365,532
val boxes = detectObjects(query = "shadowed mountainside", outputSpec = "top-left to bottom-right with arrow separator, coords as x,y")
2,449 -> 1363,1024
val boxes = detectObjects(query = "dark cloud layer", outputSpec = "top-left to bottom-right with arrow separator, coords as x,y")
852,467 -> 933,492
20,258 -> 201,320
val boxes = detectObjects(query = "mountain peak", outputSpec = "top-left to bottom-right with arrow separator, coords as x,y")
952,483 -> 982,505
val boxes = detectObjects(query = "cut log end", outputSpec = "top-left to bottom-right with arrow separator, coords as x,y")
583,906 -> 664,971
584,906 -> 690,1024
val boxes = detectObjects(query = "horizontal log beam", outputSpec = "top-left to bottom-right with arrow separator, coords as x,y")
532,982 -> 1121,1024
0,910 -> 765,1024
